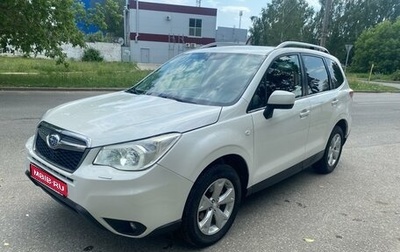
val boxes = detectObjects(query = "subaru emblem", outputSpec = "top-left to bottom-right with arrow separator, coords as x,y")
46,133 -> 61,149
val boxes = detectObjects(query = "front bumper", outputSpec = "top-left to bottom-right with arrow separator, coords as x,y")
25,137 -> 193,238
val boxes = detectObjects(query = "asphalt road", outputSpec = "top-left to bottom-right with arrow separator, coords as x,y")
1,91 -> 399,252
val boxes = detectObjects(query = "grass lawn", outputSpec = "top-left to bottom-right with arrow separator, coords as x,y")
348,80 -> 399,92
0,56 -> 151,88
347,76 -> 399,93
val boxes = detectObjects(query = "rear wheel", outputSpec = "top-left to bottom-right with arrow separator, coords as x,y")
314,126 -> 344,174
181,164 -> 241,247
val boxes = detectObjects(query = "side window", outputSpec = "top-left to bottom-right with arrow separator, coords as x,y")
249,55 -> 302,111
302,56 -> 329,94
326,58 -> 345,89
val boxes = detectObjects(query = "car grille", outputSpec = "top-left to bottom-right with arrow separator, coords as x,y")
34,122 -> 89,173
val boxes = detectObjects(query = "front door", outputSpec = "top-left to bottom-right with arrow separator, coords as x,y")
249,54 -> 310,185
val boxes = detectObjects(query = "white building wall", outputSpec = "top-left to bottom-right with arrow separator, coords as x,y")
130,9 -> 217,39
62,42 -> 121,61
130,41 -> 196,64
216,27 -> 248,44
2,43 -> 122,62
127,1 -> 217,64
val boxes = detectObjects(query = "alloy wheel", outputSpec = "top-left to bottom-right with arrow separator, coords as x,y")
197,178 -> 236,235
327,133 -> 342,167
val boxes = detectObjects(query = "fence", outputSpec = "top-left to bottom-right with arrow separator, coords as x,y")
1,42 -> 122,62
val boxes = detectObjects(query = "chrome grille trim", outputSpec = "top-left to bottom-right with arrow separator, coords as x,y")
34,121 -> 91,173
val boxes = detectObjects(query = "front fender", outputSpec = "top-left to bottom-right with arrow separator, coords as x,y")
158,115 -> 254,183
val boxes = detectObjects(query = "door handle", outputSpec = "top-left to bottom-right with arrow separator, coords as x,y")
331,99 -> 339,106
299,109 -> 310,118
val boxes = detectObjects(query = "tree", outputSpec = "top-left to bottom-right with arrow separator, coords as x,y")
250,0 -> 400,65
249,10 -> 268,46
0,0 -> 86,64
249,0 -> 315,46
352,19 -> 400,74
319,0 -> 400,62
87,0 -> 124,40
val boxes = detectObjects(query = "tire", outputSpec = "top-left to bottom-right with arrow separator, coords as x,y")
314,126 -> 344,174
181,164 -> 242,247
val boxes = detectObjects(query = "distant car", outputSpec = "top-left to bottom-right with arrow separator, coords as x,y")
25,41 -> 353,247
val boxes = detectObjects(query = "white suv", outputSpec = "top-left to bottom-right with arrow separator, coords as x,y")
25,41 -> 352,247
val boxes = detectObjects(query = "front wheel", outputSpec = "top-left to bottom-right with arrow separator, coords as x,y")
314,126 -> 344,174
181,164 -> 242,247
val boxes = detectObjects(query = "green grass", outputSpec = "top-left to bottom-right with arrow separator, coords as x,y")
348,77 -> 400,92
347,72 -> 396,82
0,56 -> 151,88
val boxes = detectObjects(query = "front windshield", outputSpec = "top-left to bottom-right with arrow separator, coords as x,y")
127,52 -> 265,106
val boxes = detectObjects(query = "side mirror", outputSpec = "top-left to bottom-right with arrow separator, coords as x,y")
263,90 -> 295,119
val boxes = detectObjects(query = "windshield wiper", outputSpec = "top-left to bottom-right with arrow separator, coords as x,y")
127,90 -> 197,104
126,87 -> 144,94
157,93 -> 186,102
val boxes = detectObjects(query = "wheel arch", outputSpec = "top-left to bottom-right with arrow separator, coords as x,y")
205,154 -> 249,198
180,158 -> 246,247
185,153 -> 249,207
335,119 -> 348,143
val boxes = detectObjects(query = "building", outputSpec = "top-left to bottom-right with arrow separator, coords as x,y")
124,0 -> 217,64
216,26 -> 248,44
77,0 -> 101,34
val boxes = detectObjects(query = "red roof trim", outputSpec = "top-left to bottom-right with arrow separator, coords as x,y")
129,0 -> 217,16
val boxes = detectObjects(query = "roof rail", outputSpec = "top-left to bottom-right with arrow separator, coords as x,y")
276,41 -> 330,54
200,42 -> 245,49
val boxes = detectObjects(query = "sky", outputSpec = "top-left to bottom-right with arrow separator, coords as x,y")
142,0 -> 321,30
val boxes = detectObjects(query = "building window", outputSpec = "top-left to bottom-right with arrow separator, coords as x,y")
189,18 -> 202,37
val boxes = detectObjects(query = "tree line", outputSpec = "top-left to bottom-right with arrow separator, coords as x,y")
249,0 -> 400,74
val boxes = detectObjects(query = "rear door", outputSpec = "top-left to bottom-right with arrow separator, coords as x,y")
301,55 -> 345,157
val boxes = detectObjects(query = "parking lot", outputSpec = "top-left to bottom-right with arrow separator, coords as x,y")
1,91 -> 399,252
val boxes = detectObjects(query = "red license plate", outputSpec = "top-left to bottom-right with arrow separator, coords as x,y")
30,163 -> 68,197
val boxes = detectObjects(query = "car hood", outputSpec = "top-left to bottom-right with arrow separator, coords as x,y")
42,92 -> 221,147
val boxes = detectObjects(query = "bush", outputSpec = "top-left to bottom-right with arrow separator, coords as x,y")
82,48 -> 103,62
392,70 -> 400,81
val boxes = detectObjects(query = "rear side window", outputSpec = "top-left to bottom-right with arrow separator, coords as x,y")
326,59 -> 345,89
302,56 -> 329,94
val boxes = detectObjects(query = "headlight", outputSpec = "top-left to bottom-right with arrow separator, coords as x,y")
93,133 -> 181,171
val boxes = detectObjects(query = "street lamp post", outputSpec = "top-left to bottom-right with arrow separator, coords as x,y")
239,10 -> 243,29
